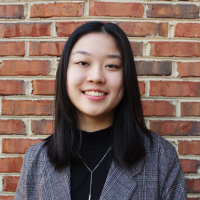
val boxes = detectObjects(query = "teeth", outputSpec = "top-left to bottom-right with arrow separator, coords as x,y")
84,91 -> 105,96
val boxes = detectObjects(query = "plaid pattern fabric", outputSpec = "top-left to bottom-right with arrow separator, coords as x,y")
15,132 -> 187,200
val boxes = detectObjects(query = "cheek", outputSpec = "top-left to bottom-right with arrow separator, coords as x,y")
67,69 -> 85,89
111,76 -> 123,93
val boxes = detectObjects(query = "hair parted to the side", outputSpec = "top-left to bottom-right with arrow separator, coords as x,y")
43,21 -> 152,171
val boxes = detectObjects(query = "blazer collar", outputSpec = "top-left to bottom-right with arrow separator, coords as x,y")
45,156 -> 144,200
100,158 -> 144,200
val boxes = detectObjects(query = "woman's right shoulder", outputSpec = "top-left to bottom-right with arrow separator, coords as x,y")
23,140 -> 48,172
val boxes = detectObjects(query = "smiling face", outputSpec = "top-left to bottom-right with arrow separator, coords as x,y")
67,32 -> 124,130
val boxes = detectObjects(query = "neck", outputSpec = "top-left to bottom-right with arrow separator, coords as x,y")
77,112 -> 114,132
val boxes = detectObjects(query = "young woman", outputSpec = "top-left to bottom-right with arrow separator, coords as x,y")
15,22 -> 187,200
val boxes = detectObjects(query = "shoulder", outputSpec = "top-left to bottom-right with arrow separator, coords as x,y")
144,131 -> 177,159
23,140 -> 48,173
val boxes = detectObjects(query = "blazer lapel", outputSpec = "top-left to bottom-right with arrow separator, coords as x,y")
44,155 -> 71,200
100,159 -> 144,200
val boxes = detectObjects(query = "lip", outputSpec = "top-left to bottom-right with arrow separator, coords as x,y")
82,89 -> 108,101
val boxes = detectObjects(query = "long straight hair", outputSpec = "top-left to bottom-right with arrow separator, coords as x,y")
44,21 -> 152,171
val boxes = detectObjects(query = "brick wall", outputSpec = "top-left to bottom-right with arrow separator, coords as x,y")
0,0 -> 200,199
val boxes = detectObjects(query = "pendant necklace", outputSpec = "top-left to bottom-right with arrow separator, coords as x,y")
77,147 -> 111,200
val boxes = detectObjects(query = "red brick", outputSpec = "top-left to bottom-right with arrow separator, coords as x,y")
187,198 -> 199,200
150,121 -> 200,136
2,100 -> 54,116
89,2 -> 143,17
130,42 -> 143,56
30,3 -> 83,18
181,102 -> 200,117
0,196 -> 14,200
3,176 -> 19,192
0,80 -> 25,95
29,41 -> 65,56
32,80 -> 55,95
180,159 -> 198,173
186,178 -> 200,193
0,60 -> 51,76
139,81 -> 145,96
150,42 -> 200,57
0,157 -> 23,173
177,62 -> 200,77
150,81 -> 200,97
142,101 -> 175,117
0,23 -> 51,38
0,120 -> 26,135
118,22 -> 168,37
0,5 -> 24,19
0,42 -> 25,56
147,4 -> 199,19
136,61 -> 172,76
2,139 -> 42,154
56,21 -> 86,37
179,141 -> 200,155
175,23 -> 200,38
31,120 -> 54,135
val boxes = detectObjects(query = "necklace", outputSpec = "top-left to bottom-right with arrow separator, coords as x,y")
77,147 -> 111,200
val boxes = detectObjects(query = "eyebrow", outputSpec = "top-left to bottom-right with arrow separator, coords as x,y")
72,50 -> 122,60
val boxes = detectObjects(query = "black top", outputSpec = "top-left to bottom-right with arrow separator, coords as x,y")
71,126 -> 112,200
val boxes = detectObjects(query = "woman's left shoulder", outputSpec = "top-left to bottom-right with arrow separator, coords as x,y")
143,131 -> 187,200
144,131 -> 177,159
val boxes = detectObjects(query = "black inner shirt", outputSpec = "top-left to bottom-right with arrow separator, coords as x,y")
71,126 -> 112,200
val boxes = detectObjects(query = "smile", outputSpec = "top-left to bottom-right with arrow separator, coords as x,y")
83,91 -> 106,96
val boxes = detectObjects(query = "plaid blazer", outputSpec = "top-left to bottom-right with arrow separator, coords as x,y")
15,133 -> 187,200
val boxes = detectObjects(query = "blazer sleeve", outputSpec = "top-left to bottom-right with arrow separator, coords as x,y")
159,145 -> 187,200
15,146 -> 31,200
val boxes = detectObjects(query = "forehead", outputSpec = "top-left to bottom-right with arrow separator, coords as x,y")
71,32 -> 120,54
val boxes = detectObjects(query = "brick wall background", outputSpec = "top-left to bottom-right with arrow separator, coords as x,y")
0,0 -> 200,199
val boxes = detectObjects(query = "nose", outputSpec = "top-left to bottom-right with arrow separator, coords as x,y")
86,65 -> 105,84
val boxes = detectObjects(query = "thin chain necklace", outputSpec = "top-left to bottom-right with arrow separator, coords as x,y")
77,147 -> 111,200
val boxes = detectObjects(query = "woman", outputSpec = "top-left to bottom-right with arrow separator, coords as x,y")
15,22 -> 187,200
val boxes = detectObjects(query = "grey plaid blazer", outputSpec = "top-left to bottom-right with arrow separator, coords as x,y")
15,133 -> 187,200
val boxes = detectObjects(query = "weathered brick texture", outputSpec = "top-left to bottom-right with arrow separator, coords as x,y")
0,42 -> 25,56
150,121 -> 200,136
0,5 -> 24,19
0,157 -> 23,173
147,4 -> 199,19
32,80 -> 55,95
0,60 -> 51,76
150,42 -> 200,57
0,80 -> 25,95
0,120 -> 26,135
31,120 -> 54,135
2,139 -> 42,154
3,176 -> 19,192
175,23 -> 200,38
2,100 -> 55,116
180,159 -> 199,173
186,179 -> 200,193
177,62 -> 200,77
149,81 -> 200,97
181,102 -> 200,117
29,41 -> 65,56
0,0 -> 199,198
89,2 -> 144,17
30,3 -> 84,18
142,101 -> 176,117
179,141 -> 200,155
0,23 -> 51,38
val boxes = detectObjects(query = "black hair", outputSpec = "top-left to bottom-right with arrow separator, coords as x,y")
43,21 -> 152,171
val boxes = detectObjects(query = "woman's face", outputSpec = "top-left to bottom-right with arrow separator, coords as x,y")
67,32 -> 123,125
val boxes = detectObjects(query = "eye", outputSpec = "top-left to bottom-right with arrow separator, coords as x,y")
106,64 -> 120,69
77,61 -> 88,66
